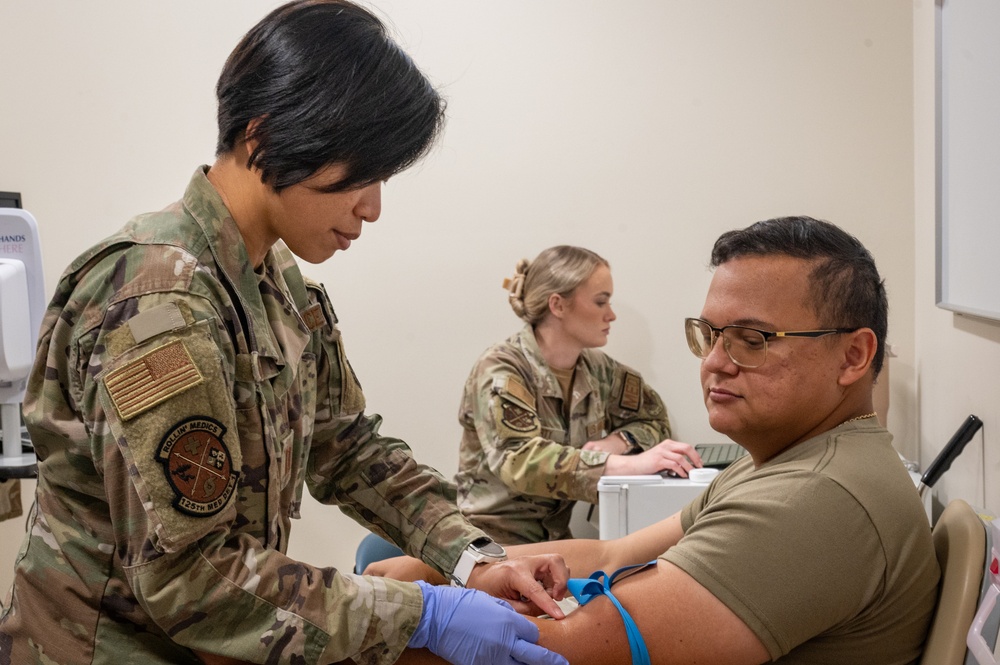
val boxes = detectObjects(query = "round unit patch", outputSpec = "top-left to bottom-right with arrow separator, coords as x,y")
157,417 -> 239,517
500,399 -> 538,433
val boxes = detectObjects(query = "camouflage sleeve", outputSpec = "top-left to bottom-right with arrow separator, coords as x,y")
471,361 -> 607,504
605,363 -> 672,451
89,294 -> 423,665
0,479 -> 21,522
302,285 -> 485,579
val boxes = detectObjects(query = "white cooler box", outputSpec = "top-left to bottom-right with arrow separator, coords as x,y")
597,472 -> 717,540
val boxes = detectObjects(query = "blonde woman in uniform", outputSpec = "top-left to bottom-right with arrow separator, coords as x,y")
455,246 -> 701,545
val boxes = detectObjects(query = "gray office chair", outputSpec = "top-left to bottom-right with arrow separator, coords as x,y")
919,499 -> 987,665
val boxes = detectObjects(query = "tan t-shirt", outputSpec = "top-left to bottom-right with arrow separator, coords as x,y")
663,420 -> 939,664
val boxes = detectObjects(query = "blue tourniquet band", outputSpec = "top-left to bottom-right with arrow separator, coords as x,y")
567,560 -> 657,665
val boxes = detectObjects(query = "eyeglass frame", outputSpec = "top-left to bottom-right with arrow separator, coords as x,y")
684,317 -> 861,368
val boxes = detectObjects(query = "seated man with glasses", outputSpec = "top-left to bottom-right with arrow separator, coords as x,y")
372,215 -> 940,665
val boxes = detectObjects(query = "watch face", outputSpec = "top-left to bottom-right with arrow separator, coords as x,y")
471,538 -> 506,558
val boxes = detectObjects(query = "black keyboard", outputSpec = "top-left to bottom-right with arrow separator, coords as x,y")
695,443 -> 748,468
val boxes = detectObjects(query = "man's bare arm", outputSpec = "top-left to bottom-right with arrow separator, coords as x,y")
366,512 -> 686,584
392,559 -> 770,665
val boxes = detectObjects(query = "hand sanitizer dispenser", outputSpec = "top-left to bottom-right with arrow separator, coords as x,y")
0,207 -> 45,476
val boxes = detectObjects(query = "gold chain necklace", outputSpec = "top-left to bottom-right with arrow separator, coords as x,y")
839,412 -> 878,427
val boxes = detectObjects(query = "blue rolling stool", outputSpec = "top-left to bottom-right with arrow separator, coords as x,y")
354,533 -> 405,574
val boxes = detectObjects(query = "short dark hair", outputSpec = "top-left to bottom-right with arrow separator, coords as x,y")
216,0 -> 446,192
710,216 -> 888,376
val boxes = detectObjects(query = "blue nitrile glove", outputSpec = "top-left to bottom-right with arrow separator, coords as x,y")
409,580 -> 569,665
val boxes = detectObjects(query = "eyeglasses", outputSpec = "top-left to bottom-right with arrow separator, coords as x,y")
684,317 -> 859,369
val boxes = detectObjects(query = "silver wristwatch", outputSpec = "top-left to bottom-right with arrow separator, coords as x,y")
449,536 -> 507,587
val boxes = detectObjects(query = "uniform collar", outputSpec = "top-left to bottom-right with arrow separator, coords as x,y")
515,324 -> 598,400
181,166 -> 310,367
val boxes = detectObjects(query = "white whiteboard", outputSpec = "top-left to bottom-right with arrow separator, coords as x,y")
936,0 -> 1000,321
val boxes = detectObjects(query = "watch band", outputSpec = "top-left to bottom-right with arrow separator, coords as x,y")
617,430 -> 641,454
450,549 -> 480,588
449,537 -> 507,587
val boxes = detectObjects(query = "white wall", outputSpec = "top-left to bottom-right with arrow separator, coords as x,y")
913,2 -> 1000,518
0,1 -> 918,591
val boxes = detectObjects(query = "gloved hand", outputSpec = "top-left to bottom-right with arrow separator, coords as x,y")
408,580 -> 569,665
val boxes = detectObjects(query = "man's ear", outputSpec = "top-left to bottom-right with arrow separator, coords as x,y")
838,328 -> 878,387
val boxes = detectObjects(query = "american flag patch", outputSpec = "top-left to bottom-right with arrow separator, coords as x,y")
105,340 -> 204,421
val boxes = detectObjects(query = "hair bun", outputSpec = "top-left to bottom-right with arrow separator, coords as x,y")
505,258 -> 531,319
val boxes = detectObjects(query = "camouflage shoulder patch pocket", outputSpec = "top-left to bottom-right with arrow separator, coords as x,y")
493,396 -> 541,441
97,319 -> 242,554
502,375 -> 536,411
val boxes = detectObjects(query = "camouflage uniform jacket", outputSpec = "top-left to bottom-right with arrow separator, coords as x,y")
455,324 -> 671,544
0,480 -> 20,524
0,168 -> 484,665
